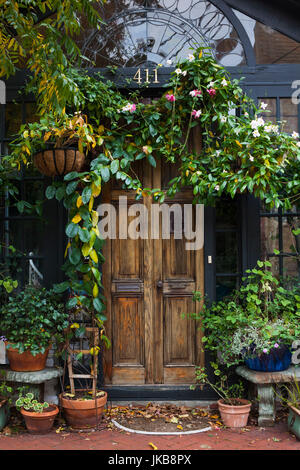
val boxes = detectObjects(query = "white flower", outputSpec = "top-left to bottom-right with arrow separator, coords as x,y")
260,102 -> 268,110
221,78 -> 228,86
244,112 -> 249,117
208,81 -> 215,88
253,129 -> 260,137
297,142 -> 300,148
167,59 -> 173,65
182,70 -> 187,76
249,156 -> 254,162
175,68 -> 182,75
272,125 -> 279,134
250,117 -> 264,129
187,54 -> 195,62
220,116 -> 227,123
292,131 -> 299,139
215,185 -> 220,191
264,125 -> 273,133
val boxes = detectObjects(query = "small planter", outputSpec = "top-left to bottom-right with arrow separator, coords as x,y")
218,399 -> 251,428
0,400 -> 10,431
245,345 -> 292,372
5,342 -> 50,372
20,404 -> 59,434
33,147 -> 85,177
60,389 -> 107,430
288,404 -> 300,440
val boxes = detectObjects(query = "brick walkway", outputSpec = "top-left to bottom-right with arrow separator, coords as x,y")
0,421 -> 299,451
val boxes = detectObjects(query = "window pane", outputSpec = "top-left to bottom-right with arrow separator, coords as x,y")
280,98 -> 298,134
283,256 -> 299,278
216,199 -> 238,229
216,276 -> 239,301
5,103 -> 22,137
260,216 -> 279,257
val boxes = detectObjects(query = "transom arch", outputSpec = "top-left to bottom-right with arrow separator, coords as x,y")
80,0 -> 256,69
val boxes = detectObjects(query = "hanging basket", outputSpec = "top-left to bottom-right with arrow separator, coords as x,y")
33,147 -> 86,177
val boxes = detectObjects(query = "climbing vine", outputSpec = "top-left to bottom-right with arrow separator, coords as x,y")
9,47 -> 300,339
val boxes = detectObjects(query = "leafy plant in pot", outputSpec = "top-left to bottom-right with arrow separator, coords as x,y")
0,285 -> 69,371
191,363 -> 251,428
16,392 -> 59,434
191,261 -> 300,372
10,112 -> 104,177
58,307 -> 110,430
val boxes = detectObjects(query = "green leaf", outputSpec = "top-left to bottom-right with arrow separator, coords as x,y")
93,297 -> 105,313
147,154 -> 156,168
100,167 -> 110,182
45,185 -> 56,199
82,186 -> 92,204
110,160 -> 119,174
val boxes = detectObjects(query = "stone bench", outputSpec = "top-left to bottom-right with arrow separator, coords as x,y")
0,366 -> 64,403
236,366 -> 300,427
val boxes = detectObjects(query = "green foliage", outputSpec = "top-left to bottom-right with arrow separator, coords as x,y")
191,364 -> 246,406
15,392 -> 49,413
190,260 -> 300,367
275,376 -> 300,410
0,285 -> 69,355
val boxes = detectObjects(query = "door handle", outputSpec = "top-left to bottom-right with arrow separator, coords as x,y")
156,280 -> 163,288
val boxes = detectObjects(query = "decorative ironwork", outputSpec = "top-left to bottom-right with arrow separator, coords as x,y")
80,0 -> 250,69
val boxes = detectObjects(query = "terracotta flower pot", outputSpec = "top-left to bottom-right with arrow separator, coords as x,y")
33,147 -> 85,177
20,404 -> 59,434
218,399 -> 251,428
60,390 -> 107,430
5,342 -> 50,372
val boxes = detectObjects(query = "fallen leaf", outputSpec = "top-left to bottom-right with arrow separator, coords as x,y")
177,425 -> 183,430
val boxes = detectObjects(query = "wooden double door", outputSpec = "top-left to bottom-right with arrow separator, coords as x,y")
102,154 -> 205,386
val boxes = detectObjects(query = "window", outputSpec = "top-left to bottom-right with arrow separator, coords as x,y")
0,101 -> 46,288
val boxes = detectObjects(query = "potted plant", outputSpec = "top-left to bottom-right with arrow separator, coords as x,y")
16,392 -> 59,434
0,380 -> 13,431
0,285 -> 69,371
10,112 -> 104,177
191,261 -> 300,372
191,363 -> 251,428
275,376 -> 300,440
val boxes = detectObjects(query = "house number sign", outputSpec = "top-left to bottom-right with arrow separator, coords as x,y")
132,68 -> 160,85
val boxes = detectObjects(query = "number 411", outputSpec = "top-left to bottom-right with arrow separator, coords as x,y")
133,68 -> 160,85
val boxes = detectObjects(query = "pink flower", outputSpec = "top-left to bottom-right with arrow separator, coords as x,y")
121,103 -> 137,113
130,103 -> 136,113
274,343 -> 279,348
192,109 -> 202,119
166,94 -> 176,102
207,88 -> 216,97
263,348 -> 268,354
190,89 -> 202,98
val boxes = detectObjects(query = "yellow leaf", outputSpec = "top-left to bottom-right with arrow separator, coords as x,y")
199,50 -> 203,59
235,140 -> 243,148
149,442 -> 158,450
72,214 -> 82,224
76,196 -> 83,208
44,131 -> 52,142
82,243 -> 91,257
70,323 -> 80,329
91,182 -> 101,197
91,211 -> 99,227
90,346 -> 100,356
64,241 -> 71,258
89,196 -> 94,212
90,249 -> 98,264
177,425 -> 183,430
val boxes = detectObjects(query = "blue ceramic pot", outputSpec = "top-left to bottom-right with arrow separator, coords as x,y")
0,401 -> 10,431
244,345 -> 292,372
